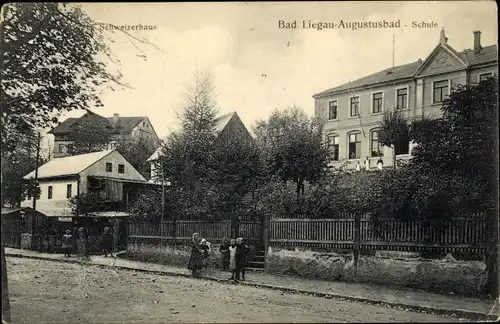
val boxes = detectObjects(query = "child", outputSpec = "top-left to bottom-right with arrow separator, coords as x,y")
377,158 -> 383,170
200,239 -> 210,269
219,237 -> 230,271
102,226 -> 113,257
228,239 -> 237,281
236,237 -> 250,281
61,230 -> 73,257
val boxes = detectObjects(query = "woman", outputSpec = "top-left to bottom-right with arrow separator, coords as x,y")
187,232 -> 203,277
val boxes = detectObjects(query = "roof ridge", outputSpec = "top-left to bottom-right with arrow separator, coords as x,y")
314,41 -> 497,98
23,150 -> 116,179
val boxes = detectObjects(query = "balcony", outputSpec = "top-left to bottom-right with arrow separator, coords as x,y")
76,176 -> 153,216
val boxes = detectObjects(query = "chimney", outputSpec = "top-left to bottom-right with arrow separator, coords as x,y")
473,31 -> 482,54
439,28 -> 448,44
113,113 -> 119,122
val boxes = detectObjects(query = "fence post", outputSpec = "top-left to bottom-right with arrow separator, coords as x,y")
263,214 -> 270,257
231,216 -> 240,239
171,217 -> 177,249
353,213 -> 361,276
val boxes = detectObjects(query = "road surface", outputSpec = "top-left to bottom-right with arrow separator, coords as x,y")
6,257 -> 462,323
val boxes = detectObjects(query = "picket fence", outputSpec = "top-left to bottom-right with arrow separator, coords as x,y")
269,216 -> 486,253
128,213 -> 486,254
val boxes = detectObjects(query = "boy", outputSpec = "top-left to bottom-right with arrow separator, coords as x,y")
61,230 -> 73,257
235,237 -> 250,281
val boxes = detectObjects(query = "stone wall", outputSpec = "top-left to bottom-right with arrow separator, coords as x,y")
265,247 -> 486,297
126,242 -> 224,268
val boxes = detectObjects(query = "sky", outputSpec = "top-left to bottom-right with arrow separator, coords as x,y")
40,1 -> 498,154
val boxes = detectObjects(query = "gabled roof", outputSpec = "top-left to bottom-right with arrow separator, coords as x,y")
215,112 -> 236,134
146,112 -> 241,162
49,111 -> 146,135
23,150 -> 115,180
313,42 -> 498,99
457,45 -> 498,66
147,146 -> 162,162
107,116 -> 145,134
1,207 -> 42,216
413,42 -> 468,76
313,61 -> 422,98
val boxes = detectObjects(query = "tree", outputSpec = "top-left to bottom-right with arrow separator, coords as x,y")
116,136 -> 158,178
66,113 -> 114,155
210,132 -> 262,220
1,3 -> 160,153
378,110 -> 410,168
0,3 -> 160,318
159,70 -> 219,187
409,77 -> 499,297
151,70 -> 220,219
253,106 -> 329,201
1,132 -> 39,207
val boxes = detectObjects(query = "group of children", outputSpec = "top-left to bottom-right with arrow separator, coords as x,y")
219,237 -> 250,281
59,226 -> 114,258
187,234 -> 250,281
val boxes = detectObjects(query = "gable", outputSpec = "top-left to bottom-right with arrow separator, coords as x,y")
130,117 -> 160,142
416,45 -> 467,77
217,113 -> 253,143
80,150 -> 147,182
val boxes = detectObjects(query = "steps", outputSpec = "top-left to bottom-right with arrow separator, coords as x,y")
247,249 -> 266,272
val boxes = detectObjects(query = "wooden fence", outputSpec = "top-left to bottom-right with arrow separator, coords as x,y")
128,214 -> 486,255
270,216 -> 486,254
128,219 -> 263,245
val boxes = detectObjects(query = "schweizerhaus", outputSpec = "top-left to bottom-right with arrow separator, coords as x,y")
313,29 -> 498,170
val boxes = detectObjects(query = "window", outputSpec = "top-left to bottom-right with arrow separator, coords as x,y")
48,186 -> 53,200
396,88 -> 408,110
370,131 -> 383,157
66,184 -> 72,198
479,72 -> 493,82
348,133 -> 361,159
106,162 -> 112,172
327,135 -> 339,161
350,96 -> 359,117
118,164 -> 125,174
328,101 -> 338,120
372,92 -> 383,114
432,80 -> 449,103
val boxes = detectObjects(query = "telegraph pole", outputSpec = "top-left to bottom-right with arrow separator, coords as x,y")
392,33 -> 395,68
160,160 -> 165,250
30,132 -> 41,250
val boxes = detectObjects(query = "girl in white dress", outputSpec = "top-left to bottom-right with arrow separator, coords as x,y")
228,239 -> 237,280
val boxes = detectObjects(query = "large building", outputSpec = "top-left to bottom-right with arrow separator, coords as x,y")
313,29 -> 497,170
49,111 -> 160,158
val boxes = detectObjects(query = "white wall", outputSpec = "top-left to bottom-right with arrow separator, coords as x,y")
20,179 -> 78,216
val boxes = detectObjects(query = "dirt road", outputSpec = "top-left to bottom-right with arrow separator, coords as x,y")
6,257 -> 462,323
